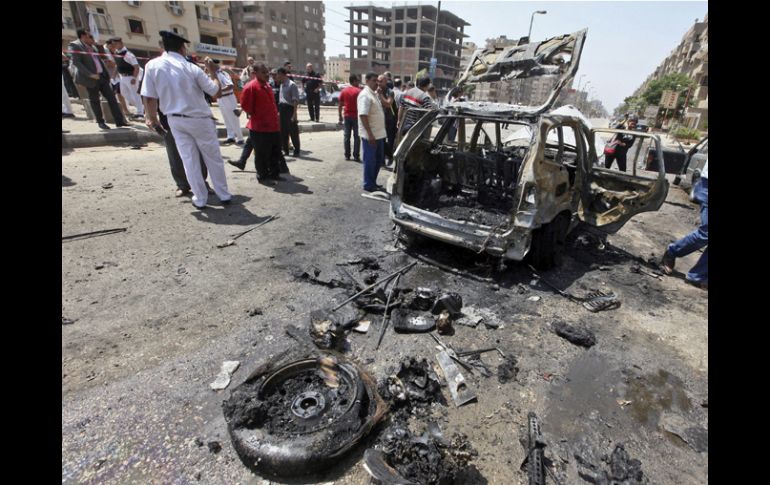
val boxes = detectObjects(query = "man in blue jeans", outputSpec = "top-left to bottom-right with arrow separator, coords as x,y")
357,72 -> 387,192
338,75 -> 362,162
661,159 -> 708,289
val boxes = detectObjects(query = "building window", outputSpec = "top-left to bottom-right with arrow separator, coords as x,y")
168,1 -> 183,16
304,19 -> 310,29
128,18 -> 145,34
396,9 -> 404,20
395,37 -> 403,48
395,24 -> 403,34
283,43 -> 289,50
200,34 -> 218,45
406,37 -> 415,48
306,47 -> 311,54
313,22 -> 319,31
270,10 -> 276,21
304,5 -> 309,13
127,1 -> 140,7
281,13 -> 287,23
281,27 -> 287,36
273,40 -> 278,48
271,25 -> 277,33
314,49 -> 319,56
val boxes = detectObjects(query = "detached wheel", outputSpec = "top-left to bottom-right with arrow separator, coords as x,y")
223,355 -> 385,479
527,213 -> 569,269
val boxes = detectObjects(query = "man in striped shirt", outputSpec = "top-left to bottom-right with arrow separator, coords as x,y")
397,76 -> 437,136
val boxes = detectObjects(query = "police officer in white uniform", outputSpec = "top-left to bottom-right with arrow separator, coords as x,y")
110,37 -> 144,118
141,30 -> 232,209
211,60 -> 244,145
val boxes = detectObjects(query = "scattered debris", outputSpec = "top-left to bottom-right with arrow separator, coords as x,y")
528,296 -> 541,302
62,227 -> 127,242
101,182 -> 113,189
616,399 -> 633,408
194,437 -> 204,447
552,321 -> 597,348
521,412 -> 546,485
392,309 -> 436,333
62,317 -> 76,325
309,293 -> 362,350
575,443 -> 645,484
354,319 -> 371,333
210,361 -> 240,391
294,266 -> 351,289
294,241 -> 306,246
207,441 -> 222,454
436,351 -> 477,407
529,265 -> 621,312
379,358 -> 445,415
376,274 -> 401,349
216,215 -> 278,249
95,264 -> 105,270
436,310 -> 453,335
430,333 -> 475,374
456,306 -> 501,329
630,264 -> 663,280
383,244 -> 400,252
247,307 -> 264,317
431,292 -> 463,318
408,287 -> 437,311
516,283 -> 529,294
497,355 -> 520,384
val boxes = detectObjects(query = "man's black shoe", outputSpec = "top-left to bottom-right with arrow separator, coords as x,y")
257,177 -> 276,186
115,122 -> 132,127
228,160 -> 246,170
293,151 -> 301,157
62,113 -> 75,119
98,122 -> 111,130
345,156 -> 351,161
235,140 -> 245,146
221,198 -> 232,205
273,175 -> 287,181
353,157 -> 361,163
222,138 -> 235,144
192,202 -> 207,210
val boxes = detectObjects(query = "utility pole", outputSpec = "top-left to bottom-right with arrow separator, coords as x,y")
430,1 -> 441,82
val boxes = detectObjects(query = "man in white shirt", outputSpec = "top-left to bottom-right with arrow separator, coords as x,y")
141,30 -> 232,210
108,37 -> 144,118
358,72 -> 387,193
211,60 -> 244,145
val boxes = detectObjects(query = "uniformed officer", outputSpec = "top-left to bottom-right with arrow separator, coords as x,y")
210,59 -> 244,145
141,30 -> 232,209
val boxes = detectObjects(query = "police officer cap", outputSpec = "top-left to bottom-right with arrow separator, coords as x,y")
159,30 -> 190,43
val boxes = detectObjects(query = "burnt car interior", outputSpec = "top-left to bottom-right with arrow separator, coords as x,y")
400,116 -> 532,228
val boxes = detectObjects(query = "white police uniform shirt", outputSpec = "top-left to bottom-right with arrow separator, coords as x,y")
141,51 -> 218,117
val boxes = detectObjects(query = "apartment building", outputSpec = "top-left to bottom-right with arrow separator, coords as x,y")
325,54 -> 351,82
633,13 -> 708,130
346,4 -> 468,92
62,1 -> 236,65
230,1 -> 326,71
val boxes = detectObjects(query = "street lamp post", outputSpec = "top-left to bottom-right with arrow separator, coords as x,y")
582,81 -> 591,112
528,10 -> 547,40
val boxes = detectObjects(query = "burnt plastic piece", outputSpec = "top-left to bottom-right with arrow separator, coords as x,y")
431,292 -> 463,317
582,291 -> 621,312
409,287 -> 437,311
223,353 -> 386,479
392,309 -> 436,333
363,449 -> 419,485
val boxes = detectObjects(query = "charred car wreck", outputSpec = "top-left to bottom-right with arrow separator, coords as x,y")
390,30 -> 669,268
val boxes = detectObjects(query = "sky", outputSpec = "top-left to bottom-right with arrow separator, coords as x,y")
322,1 -> 707,111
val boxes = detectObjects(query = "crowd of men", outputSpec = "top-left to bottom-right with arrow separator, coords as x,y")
64,28 -> 447,199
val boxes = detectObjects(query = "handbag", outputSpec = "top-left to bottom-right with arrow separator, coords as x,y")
603,137 -> 619,156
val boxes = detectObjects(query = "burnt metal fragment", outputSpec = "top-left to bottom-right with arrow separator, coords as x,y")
431,292 -> 464,318
436,351 -> 477,407
392,309 -> 436,333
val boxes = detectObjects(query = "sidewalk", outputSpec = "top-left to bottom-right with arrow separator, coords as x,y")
62,98 -> 341,148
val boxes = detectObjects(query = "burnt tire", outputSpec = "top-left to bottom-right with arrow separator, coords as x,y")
527,214 -> 570,270
223,355 -> 385,479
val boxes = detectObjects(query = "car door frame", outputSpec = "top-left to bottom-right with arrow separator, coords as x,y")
577,128 -> 669,233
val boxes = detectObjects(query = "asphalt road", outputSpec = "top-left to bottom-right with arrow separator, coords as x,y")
62,131 -> 707,484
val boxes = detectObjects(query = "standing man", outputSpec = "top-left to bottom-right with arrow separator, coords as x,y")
104,39 -> 133,120
660,159 -> 708,289
275,67 -> 301,157
231,66 -> 258,169
338,75 -> 362,162
303,63 -> 322,122
392,78 -> 404,108
141,30 -> 232,209
358,72 -> 387,193
604,115 -> 638,172
108,37 -> 145,119
68,29 -> 129,130
377,74 -> 397,167
398,76 -> 436,137
211,60 -> 244,145
233,63 -> 286,185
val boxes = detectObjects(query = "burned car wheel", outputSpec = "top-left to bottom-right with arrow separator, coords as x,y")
527,213 -> 569,269
223,355 -> 385,479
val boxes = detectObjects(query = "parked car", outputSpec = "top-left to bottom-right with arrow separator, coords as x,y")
645,135 -> 707,190
389,29 -> 669,268
674,136 -> 708,200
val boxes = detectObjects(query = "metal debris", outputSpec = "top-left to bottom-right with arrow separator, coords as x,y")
210,360 -> 240,391
216,215 -> 278,249
436,351 -> 476,407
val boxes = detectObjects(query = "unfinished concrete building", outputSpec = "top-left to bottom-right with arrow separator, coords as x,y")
346,4 -> 468,92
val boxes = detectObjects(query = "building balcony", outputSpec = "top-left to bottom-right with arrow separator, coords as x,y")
198,13 -> 231,34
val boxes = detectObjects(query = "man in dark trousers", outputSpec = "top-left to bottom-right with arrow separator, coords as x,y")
68,29 -> 129,130
230,63 -> 287,185
275,67 -> 301,157
338,75 -> 362,162
303,63 -> 322,122
604,115 -> 638,172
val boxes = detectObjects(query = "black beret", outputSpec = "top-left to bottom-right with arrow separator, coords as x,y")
159,30 -> 190,43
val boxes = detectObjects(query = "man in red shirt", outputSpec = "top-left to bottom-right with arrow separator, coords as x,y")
338,74 -> 362,162
230,63 -> 286,185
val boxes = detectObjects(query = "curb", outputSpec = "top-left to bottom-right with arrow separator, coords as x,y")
62,123 -> 342,149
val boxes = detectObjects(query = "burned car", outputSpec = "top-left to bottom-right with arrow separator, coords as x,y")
389,30 -> 669,268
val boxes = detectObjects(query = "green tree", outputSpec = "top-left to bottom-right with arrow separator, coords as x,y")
415,68 -> 429,80
641,73 -> 695,114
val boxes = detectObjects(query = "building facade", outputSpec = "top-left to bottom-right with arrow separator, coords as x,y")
325,54 -> 350,82
62,1 -> 236,65
632,13 -> 708,130
346,4 -> 468,92
230,1 -> 326,71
